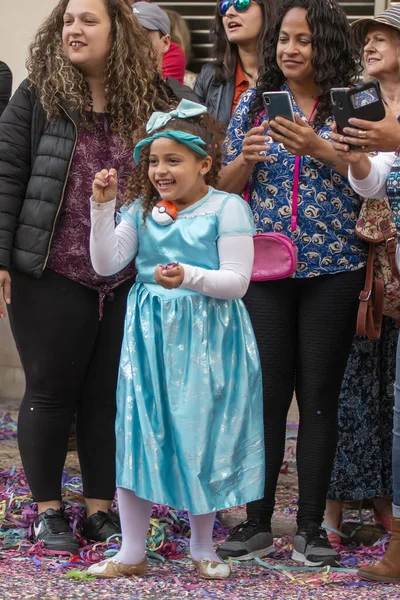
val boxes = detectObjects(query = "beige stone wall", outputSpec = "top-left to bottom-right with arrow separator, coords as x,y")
0,0 -> 58,90
0,0 -> 59,398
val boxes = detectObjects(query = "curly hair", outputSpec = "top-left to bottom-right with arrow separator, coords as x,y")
26,0 -> 173,143
209,0 -> 275,85
125,114 -> 226,222
248,0 -> 362,129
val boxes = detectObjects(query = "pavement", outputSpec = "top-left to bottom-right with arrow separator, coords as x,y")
1,396 -> 399,599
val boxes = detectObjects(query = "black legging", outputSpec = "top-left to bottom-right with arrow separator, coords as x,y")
244,268 -> 366,530
8,268 -> 133,502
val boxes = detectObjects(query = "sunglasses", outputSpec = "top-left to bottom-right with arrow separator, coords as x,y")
218,0 -> 260,17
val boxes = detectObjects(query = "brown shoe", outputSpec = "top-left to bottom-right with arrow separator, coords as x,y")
358,517 -> 400,583
87,557 -> 147,579
191,556 -> 231,580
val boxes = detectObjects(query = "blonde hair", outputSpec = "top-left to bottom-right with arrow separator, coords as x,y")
164,9 -> 192,62
27,0 -> 173,143
361,24 -> 400,83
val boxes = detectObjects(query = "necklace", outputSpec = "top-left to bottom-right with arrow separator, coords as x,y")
240,62 -> 257,84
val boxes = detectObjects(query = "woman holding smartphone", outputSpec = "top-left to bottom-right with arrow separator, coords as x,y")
217,0 -> 367,567
324,6 -> 400,548
330,5 -> 400,582
194,0 -> 274,126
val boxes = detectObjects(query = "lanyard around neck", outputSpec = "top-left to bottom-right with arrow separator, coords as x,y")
291,98 -> 320,232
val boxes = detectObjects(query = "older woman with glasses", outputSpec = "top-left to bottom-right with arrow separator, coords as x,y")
324,5 -> 400,550
331,3 -> 400,584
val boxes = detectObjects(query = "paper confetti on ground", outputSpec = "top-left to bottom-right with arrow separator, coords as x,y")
2,413 -> 400,599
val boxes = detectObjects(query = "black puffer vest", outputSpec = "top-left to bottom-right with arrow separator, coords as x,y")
0,79 -> 79,277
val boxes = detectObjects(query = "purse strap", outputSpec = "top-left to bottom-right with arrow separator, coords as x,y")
291,98 -> 320,232
356,243 -> 384,340
381,218 -> 399,277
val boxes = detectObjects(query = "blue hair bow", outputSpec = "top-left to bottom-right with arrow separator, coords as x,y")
133,130 -> 208,164
146,99 -> 207,134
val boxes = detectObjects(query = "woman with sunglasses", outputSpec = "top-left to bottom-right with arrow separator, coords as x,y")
217,0 -> 367,567
194,0 -> 273,127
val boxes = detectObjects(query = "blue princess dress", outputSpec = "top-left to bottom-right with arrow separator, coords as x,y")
115,187 -> 265,514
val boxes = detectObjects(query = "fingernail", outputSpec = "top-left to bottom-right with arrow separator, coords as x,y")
6,299 -> 10,304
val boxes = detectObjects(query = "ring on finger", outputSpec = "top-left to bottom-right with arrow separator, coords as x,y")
358,130 -> 367,139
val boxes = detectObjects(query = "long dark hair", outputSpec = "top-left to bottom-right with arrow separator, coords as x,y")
209,0 -> 275,84
248,0 -> 362,129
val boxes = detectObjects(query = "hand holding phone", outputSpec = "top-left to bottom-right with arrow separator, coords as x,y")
242,120 -> 270,165
331,82 -> 385,150
330,122 -> 364,164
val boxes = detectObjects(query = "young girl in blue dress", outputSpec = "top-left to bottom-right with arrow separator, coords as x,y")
87,100 -> 265,580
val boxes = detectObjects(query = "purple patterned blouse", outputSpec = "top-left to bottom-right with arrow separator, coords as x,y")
47,112 -> 135,315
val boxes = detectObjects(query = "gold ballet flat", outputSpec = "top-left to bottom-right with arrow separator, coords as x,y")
191,556 -> 231,580
87,556 -> 147,579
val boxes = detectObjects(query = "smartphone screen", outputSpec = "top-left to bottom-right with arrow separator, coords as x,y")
351,87 -> 380,109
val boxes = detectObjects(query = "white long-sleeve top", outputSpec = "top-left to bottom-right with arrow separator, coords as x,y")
89,198 -> 254,299
348,152 -> 396,199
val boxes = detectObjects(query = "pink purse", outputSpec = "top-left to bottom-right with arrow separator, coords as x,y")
250,156 -> 300,281
250,99 -> 318,281
252,232 -> 298,281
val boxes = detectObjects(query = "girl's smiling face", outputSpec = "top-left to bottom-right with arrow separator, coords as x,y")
62,0 -> 112,76
148,137 -> 212,209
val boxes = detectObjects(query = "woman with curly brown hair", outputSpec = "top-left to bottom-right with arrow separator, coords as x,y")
216,0 -> 367,567
0,0 -> 174,554
85,102 -> 264,579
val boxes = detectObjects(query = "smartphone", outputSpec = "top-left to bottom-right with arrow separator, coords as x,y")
331,82 -> 385,150
262,91 -> 295,122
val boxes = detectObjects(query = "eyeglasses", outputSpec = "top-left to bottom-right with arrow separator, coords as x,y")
218,0 -> 259,17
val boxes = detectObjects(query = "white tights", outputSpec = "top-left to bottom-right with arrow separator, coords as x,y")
112,487 -> 222,564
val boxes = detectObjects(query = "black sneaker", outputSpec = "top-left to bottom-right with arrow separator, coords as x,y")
82,510 -> 121,542
33,508 -> 79,554
216,519 -> 275,561
292,523 -> 341,567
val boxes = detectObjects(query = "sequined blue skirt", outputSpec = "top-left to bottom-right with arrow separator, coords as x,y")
115,282 -> 265,514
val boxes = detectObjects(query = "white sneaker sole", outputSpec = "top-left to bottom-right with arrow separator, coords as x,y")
291,549 -> 339,567
225,544 -> 276,562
